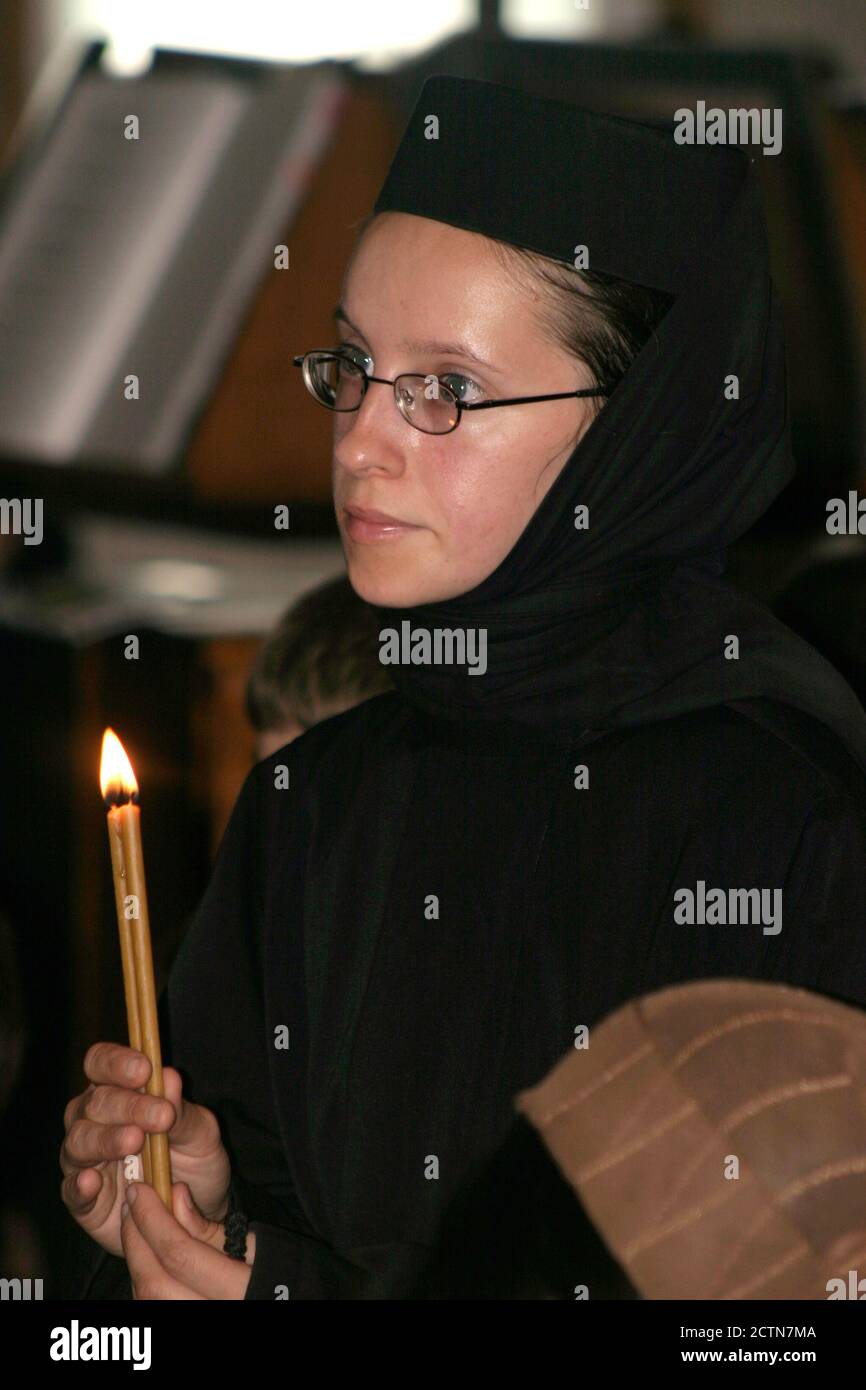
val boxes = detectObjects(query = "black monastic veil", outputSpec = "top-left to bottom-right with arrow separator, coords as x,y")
370,76 -> 866,768
74,75 -> 866,1301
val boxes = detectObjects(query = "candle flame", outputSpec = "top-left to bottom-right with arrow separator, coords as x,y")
100,728 -> 140,805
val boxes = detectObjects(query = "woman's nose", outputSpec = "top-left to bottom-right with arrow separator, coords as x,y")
333,382 -> 409,476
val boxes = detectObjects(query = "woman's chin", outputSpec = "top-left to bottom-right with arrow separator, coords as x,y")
348,573 -> 427,608
346,557 -> 444,609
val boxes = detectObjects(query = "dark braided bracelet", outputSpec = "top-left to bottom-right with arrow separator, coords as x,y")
223,1179 -> 249,1262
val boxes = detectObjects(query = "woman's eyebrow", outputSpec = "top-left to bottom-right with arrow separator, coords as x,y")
331,303 -> 502,374
332,304 -> 365,338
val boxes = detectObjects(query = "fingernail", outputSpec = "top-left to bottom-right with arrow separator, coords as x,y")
126,1182 -> 139,1205
183,1185 -> 194,1210
121,1201 -> 129,1219
125,1056 -> 141,1078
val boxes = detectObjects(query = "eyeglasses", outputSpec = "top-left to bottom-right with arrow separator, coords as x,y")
292,347 -> 608,435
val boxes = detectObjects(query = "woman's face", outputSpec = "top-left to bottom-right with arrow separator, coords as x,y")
331,212 -> 597,608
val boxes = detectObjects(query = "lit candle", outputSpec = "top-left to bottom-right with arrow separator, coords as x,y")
99,728 -> 172,1209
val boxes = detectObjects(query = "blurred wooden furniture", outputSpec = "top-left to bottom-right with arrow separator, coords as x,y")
186,82 -> 397,505
0,46 -> 399,525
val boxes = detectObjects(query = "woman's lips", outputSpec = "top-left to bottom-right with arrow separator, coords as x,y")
343,506 -> 422,542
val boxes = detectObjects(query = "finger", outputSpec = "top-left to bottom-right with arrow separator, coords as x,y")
123,1183 -> 249,1299
162,1082 -> 221,1157
78,1083 -> 174,1140
121,1189 -> 205,1302
62,1118 -> 145,1171
63,1075 -> 154,1151
84,1042 -> 151,1089
64,1085 -> 95,1133
160,1069 -> 193,1143
60,1166 -> 105,1214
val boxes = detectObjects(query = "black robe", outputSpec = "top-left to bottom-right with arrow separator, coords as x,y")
74,686 -> 866,1299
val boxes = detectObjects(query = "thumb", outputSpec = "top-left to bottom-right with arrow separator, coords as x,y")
161,1069 -> 221,1157
171,1181 -> 213,1240
161,1065 -> 183,1111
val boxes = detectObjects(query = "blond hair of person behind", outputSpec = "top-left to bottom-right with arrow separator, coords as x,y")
245,573 -> 393,759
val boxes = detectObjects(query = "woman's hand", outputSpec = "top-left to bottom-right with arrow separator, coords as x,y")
121,1181 -> 255,1299
60,1042 -> 232,1258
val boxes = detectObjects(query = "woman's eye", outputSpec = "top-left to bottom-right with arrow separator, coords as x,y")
440,373 -> 484,402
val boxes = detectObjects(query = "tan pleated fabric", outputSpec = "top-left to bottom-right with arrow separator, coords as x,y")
514,979 -> 866,1300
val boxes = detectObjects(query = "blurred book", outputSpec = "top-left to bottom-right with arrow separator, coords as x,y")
0,47 -> 347,473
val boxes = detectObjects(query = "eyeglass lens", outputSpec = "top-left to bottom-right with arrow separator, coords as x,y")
305,353 -> 459,434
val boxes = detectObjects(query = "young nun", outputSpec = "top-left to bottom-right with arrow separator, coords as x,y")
67,75 -> 866,1300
